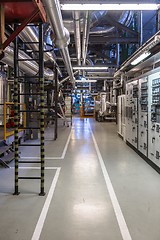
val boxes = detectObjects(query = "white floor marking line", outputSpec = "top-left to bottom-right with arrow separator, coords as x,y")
20,128 -> 73,160
31,167 -> 61,240
61,128 -> 72,159
89,123 -> 132,240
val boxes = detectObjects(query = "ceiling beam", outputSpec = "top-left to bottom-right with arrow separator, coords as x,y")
88,36 -> 138,44
103,14 -> 139,36
0,4 -> 5,51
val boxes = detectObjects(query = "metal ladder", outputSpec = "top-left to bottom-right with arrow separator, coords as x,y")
13,23 -> 45,196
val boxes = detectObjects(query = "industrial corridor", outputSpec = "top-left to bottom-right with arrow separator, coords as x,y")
0,118 -> 160,240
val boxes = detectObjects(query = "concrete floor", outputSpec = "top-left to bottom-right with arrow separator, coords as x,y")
0,118 -> 160,240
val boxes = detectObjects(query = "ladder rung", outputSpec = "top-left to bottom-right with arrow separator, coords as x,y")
18,93 -> 41,96
18,177 -> 41,179
19,110 -> 40,113
23,41 -> 39,44
20,127 -> 40,129
17,58 -> 39,62
19,161 -> 41,163
18,76 -> 40,79
18,81 -> 40,84
19,144 -> 41,147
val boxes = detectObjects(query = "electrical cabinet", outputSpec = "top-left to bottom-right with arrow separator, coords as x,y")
115,63 -> 160,171
125,80 -> 138,148
148,72 -> 160,167
117,95 -> 126,140
123,71 -> 160,170
65,96 -> 72,124
138,78 -> 148,157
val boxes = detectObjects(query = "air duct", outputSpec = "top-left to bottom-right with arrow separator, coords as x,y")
42,0 -> 75,83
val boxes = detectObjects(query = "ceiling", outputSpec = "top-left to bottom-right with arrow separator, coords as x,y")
0,0 -> 159,93
55,1 -> 158,91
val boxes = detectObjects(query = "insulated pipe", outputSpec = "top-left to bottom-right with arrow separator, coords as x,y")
19,26 -> 62,76
140,10 -> 143,46
73,11 -> 81,66
116,43 -> 120,66
82,11 -> 90,66
42,0 -> 75,83
17,26 -> 56,63
59,70 -> 79,85
63,11 -> 133,35
2,46 -> 54,80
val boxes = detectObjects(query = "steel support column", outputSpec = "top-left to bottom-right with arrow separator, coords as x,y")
13,25 -> 20,195
39,22 -> 45,196
0,4 -> 5,50
54,65 -> 58,140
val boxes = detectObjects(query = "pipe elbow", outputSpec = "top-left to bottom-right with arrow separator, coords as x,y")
55,27 -> 70,49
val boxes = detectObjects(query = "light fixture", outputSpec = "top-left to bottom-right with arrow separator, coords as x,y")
131,51 -> 151,66
61,4 -> 160,11
73,66 -> 108,70
75,80 -> 97,83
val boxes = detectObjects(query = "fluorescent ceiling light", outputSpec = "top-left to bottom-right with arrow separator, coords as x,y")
131,51 -> 151,66
73,66 -> 108,70
76,80 -> 97,83
61,4 -> 159,11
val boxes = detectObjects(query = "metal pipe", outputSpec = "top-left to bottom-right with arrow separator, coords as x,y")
59,70 -> 79,85
19,26 -> 62,76
42,0 -> 75,83
73,11 -> 81,66
1,46 -> 54,80
116,43 -> 120,66
140,10 -> 143,46
82,11 -> 90,66
63,11 -> 133,35
0,72 -> 7,125
54,65 -> 58,140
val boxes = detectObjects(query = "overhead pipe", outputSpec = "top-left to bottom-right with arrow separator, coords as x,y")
63,11 -> 107,33
19,26 -> 62,76
139,10 -> 143,46
59,70 -> 79,85
82,11 -> 90,66
63,11 -> 133,35
42,0 -> 75,83
1,46 -> 54,80
73,11 -> 81,66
